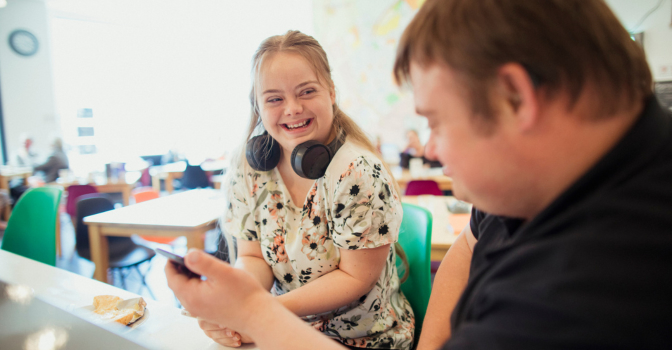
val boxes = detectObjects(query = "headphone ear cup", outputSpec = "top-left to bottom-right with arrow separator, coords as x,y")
291,140 -> 333,179
246,134 -> 281,171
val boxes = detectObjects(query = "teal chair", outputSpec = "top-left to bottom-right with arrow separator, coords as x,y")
1,187 -> 63,266
396,203 -> 433,346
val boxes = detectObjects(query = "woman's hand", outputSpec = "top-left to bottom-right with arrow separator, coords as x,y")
197,319 -> 253,347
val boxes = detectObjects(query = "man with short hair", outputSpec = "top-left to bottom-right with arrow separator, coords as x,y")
165,1 -> 672,349
395,1 -> 671,349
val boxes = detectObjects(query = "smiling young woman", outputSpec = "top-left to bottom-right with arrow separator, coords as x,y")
207,30 -> 414,350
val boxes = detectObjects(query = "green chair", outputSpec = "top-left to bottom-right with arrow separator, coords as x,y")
396,202 -> 433,347
1,187 -> 63,266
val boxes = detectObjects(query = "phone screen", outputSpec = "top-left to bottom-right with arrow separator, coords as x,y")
155,248 -> 201,279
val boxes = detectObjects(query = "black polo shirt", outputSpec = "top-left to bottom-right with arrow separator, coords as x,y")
444,97 -> 672,349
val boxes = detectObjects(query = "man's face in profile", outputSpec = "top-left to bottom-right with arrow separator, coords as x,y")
409,61 -> 520,213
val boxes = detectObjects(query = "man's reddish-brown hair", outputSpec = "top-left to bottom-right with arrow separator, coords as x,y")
394,0 -> 652,121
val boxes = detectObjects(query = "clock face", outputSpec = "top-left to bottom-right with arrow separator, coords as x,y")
9,30 -> 39,57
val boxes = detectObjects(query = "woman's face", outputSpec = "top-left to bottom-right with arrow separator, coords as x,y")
257,52 -> 336,156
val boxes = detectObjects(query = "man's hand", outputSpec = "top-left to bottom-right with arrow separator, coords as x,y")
165,249 -> 272,335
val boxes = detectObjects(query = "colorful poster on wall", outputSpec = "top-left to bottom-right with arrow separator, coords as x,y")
313,0 -> 427,149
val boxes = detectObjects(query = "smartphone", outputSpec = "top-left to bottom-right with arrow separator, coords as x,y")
155,248 -> 201,279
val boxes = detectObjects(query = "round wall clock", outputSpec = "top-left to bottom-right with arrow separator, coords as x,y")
8,29 -> 39,57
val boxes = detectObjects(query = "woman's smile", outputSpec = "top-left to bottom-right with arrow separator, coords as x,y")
281,118 -> 313,133
258,51 -> 336,153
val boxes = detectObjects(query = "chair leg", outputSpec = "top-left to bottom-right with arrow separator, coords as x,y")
118,268 -> 127,290
133,264 -> 156,300
55,215 -> 62,258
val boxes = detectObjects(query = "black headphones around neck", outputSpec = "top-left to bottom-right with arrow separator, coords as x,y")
245,131 -> 344,179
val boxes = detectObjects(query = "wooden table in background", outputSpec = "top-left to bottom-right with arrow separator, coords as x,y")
395,168 -> 453,192
150,160 -> 228,194
84,189 -> 227,282
150,161 -> 186,194
57,180 -> 135,206
212,174 -> 224,190
93,182 -> 134,206
402,195 -> 471,261
0,167 -> 32,221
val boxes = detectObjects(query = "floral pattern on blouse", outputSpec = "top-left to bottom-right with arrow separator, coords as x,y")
224,142 -> 414,349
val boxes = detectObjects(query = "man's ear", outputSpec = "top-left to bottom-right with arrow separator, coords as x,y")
495,63 -> 539,132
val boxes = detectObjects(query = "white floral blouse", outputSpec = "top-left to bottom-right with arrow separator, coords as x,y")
224,140 -> 415,349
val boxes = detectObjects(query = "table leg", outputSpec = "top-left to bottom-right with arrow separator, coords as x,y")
166,174 -> 174,194
186,229 -> 205,250
1,176 -> 10,221
122,187 -> 131,206
152,174 -> 161,193
89,224 -> 111,283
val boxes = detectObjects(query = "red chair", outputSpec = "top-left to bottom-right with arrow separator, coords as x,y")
132,187 -> 160,203
66,184 -> 98,226
405,180 -> 443,196
139,167 -> 152,187
132,187 -> 177,245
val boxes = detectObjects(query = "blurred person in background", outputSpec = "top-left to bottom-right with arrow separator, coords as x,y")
400,129 -> 441,168
33,137 -> 69,183
8,134 -> 41,205
10,133 -> 39,167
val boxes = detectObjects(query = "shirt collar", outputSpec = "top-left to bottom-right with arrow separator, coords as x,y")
529,96 -> 671,231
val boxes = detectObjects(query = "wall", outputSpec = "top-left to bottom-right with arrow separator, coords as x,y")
48,0 -> 314,174
313,0 -> 672,156
312,0 -> 426,156
0,0 -> 59,163
606,0 -> 672,81
1,0 -> 315,171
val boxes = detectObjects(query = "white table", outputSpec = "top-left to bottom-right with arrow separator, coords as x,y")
401,195 -> 472,261
84,189 -> 227,282
0,249 -> 258,349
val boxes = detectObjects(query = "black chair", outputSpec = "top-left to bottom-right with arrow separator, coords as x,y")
140,155 -> 164,166
76,194 -> 156,297
179,163 -> 210,189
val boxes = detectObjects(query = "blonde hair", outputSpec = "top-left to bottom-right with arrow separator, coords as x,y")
244,30 -> 398,192
221,31 -> 407,282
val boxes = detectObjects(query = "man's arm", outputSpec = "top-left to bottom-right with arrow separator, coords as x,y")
417,225 -> 476,350
166,250 -> 345,350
